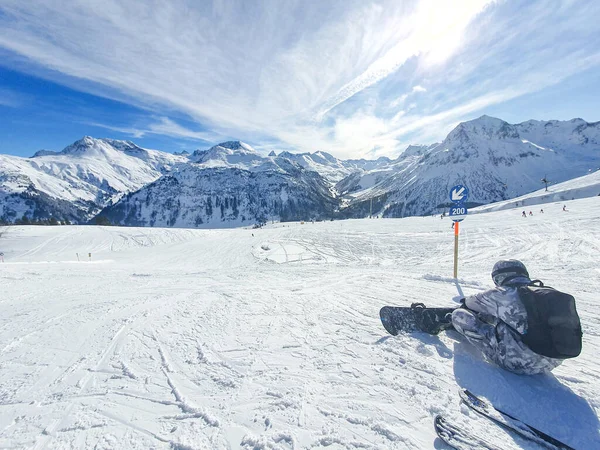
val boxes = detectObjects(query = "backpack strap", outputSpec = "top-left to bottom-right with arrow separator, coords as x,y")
529,279 -> 557,290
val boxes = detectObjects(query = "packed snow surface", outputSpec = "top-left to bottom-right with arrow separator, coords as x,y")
0,197 -> 598,449
472,169 -> 600,213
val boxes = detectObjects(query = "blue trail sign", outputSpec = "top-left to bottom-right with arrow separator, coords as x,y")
449,185 -> 469,204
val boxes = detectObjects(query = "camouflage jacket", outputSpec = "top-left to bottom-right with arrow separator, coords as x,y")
459,286 -> 562,374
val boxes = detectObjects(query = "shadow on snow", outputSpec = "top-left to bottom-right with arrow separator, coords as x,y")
452,339 -> 599,449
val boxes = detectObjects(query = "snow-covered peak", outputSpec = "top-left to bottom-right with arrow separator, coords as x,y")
471,114 -> 507,126
57,136 -> 139,158
100,138 -> 144,153
277,151 -> 295,159
515,118 -> 600,151
215,141 -> 256,152
31,149 -> 59,158
518,118 -> 588,129
401,144 -> 437,158
343,157 -> 393,172
276,150 -> 357,182
311,151 -> 338,165
447,115 -> 519,141
191,141 -> 264,169
190,144 -> 349,180
1,136 -> 187,223
59,136 -> 98,155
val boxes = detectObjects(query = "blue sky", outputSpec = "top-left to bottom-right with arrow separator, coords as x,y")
1,0 -> 599,159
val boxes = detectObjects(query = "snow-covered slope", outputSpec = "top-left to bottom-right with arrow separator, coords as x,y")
99,159 -> 337,227
339,116 -> 600,217
472,168 -> 600,213
0,137 -> 186,222
0,195 -> 598,449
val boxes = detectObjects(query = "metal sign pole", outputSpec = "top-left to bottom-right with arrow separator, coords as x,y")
449,184 -> 469,279
453,221 -> 459,278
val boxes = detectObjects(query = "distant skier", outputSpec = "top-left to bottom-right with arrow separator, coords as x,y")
529,211 -> 533,216
381,260 -> 582,375
563,205 -> 567,211
540,209 -> 544,213
521,211 -> 527,218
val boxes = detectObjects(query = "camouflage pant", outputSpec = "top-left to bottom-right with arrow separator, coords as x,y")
451,308 -> 562,375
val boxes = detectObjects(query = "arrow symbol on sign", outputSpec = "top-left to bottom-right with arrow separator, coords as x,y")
451,187 -> 466,201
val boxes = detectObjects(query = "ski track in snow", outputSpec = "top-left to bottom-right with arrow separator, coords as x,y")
0,197 -> 599,449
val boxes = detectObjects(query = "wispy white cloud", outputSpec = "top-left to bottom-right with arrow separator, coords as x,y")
88,117 -> 219,142
88,123 -> 146,139
0,88 -> 24,107
310,0 -> 493,121
388,85 -> 427,109
145,118 -> 219,143
1,0 -> 599,158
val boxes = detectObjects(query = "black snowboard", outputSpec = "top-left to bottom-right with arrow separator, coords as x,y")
379,304 -> 455,336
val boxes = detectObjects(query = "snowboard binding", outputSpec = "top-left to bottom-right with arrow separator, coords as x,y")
410,303 -> 455,335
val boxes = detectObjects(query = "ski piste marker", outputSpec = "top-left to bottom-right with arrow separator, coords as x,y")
450,185 -> 469,203
449,184 -> 468,277
434,415 -> 500,450
459,389 -> 575,450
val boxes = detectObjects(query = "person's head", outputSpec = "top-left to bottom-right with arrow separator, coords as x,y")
491,259 -> 531,287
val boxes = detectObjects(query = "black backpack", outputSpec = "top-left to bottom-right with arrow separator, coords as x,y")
516,281 -> 582,359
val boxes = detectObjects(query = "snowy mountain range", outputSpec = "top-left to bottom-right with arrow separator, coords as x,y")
0,137 -> 185,223
1,116 -> 598,227
99,160 -> 338,228
336,116 -> 599,217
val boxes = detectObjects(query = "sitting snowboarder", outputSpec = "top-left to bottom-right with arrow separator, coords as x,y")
380,260 -> 582,375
